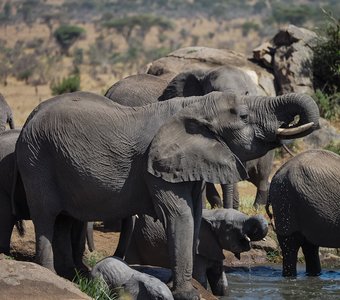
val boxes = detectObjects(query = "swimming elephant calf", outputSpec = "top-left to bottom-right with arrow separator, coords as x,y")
124,208 -> 268,296
91,256 -> 174,300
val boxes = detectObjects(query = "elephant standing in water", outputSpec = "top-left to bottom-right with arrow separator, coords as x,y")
106,66 -> 275,208
15,90 -> 319,299
125,209 -> 268,296
0,93 -> 15,132
267,149 -> 340,277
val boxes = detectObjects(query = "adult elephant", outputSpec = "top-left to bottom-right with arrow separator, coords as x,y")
15,90 -> 319,299
125,209 -> 268,296
0,93 -> 15,132
266,149 -> 340,277
106,66 -> 274,208
0,130 -> 88,279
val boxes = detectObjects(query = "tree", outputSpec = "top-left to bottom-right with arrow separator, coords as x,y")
53,25 -> 85,55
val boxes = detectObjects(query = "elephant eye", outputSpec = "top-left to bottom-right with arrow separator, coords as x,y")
240,113 -> 249,123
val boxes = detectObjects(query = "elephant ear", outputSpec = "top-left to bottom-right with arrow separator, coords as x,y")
197,219 -> 224,260
158,70 -> 206,101
147,115 -> 248,184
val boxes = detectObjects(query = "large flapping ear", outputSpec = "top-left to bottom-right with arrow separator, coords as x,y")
147,114 -> 248,184
196,219 -> 224,260
158,70 -> 206,101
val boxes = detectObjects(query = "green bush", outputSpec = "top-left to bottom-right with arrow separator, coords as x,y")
313,90 -> 340,120
324,140 -> 340,155
73,271 -> 118,300
53,25 -> 85,55
50,75 -> 80,95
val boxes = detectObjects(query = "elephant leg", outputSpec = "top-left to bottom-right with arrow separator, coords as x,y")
53,215 -> 75,279
277,233 -> 303,277
221,184 -> 234,209
205,183 -> 222,208
71,218 -> 88,274
114,216 -> 136,258
34,215 -> 56,272
192,255 -> 208,289
0,193 -> 15,255
302,241 -> 321,276
232,184 -> 239,210
253,188 -> 269,208
206,261 -> 228,296
147,176 -> 200,300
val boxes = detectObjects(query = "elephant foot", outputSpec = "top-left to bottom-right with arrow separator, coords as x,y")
172,287 -> 200,300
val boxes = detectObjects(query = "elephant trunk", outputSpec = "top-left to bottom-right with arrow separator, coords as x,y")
248,93 -> 320,140
243,215 -> 268,241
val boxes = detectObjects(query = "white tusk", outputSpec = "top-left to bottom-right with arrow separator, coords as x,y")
244,235 -> 251,242
135,214 -> 139,219
277,122 -> 314,136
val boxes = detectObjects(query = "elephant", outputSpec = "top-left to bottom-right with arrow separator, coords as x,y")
266,149 -> 340,277
124,209 -> 268,296
0,129 -> 88,279
0,93 -> 15,132
14,90 -> 319,299
91,256 -> 174,300
105,66 -> 275,208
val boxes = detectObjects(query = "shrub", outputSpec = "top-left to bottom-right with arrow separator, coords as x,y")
50,75 -> 80,95
73,271 -> 118,300
312,12 -> 340,120
324,140 -> 340,155
53,25 -> 85,55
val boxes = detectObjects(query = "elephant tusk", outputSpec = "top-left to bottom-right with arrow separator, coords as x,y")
276,122 -> 314,136
244,234 -> 251,242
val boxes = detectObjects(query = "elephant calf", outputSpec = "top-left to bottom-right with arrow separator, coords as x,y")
91,256 -> 174,300
267,149 -> 340,277
124,209 -> 268,296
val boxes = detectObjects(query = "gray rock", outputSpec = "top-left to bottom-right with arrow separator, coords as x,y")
303,118 -> 340,149
144,46 -> 276,96
0,259 -> 90,300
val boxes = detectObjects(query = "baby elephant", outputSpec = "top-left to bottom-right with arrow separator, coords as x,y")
125,209 -> 268,296
91,256 -> 174,300
267,149 -> 340,277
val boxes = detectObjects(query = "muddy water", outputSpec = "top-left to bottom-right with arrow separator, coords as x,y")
223,265 -> 340,299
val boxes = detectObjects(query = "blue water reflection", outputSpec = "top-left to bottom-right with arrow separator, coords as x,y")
222,265 -> 340,299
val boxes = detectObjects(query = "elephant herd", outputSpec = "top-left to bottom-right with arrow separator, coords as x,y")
0,64 -> 338,300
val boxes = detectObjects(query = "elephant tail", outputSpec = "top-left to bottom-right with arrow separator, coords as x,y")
265,199 -> 276,232
86,222 -> 95,252
8,116 -> 15,129
15,220 -> 25,237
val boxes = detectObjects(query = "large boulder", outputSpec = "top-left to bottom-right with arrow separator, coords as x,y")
253,24 -> 317,95
144,46 -> 276,96
0,259 -> 90,300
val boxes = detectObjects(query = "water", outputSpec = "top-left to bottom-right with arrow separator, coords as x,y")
222,265 -> 340,299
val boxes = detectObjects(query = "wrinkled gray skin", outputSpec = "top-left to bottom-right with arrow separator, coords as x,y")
0,93 -> 15,132
0,130 -> 86,279
91,256 -> 174,300
15,90 -> 319,300
0,130 -> 26,255
267,149 -> 340,277
105,67 -> 274,209
125,209 -> 268,296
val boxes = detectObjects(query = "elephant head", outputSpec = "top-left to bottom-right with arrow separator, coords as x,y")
0,93 -> 15,132
198,209 -> 268,260
158,65 -> 261,101
147,92 -> 320,184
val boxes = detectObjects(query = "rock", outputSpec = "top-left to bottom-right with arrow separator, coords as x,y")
303,118 -> 340,149
144,46 -> 276,96
0,259 -> 90,300
253,24 -> 318,95
251,236 -> 278,252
